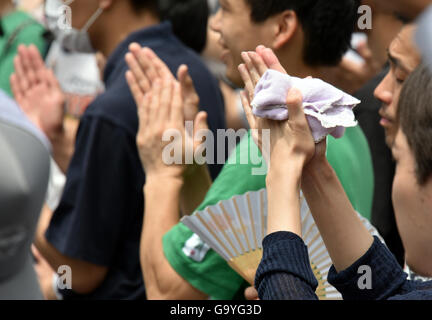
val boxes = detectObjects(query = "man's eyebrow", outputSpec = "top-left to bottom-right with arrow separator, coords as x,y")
387,50 -> 409,73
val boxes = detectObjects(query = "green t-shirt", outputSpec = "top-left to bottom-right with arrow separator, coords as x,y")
163,125 -> 374,299
0,10 -> 47,96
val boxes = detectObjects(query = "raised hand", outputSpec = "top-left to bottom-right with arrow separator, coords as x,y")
10,45 -> 66,141
237,46 -> 287,162
125,43 -> 200,123
238,45 -> 326,167
177,65 -> 200,123
126,48 -> 208,178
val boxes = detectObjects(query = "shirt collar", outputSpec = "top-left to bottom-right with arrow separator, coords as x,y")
103,21 -> 174,84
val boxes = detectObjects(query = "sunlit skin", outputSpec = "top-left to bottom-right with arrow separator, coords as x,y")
374,25 -> 421,147
64,0 -> 159,57
210,0 -> 276,86
0,0 -> 14,13
210,0 -> 313,87
392,129 -> 432,277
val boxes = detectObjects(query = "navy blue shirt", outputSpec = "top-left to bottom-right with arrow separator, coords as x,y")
255,232 -> 432,300
46,22 -> 226,300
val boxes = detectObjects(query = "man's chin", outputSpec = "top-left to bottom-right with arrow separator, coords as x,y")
385,134 -> 396,149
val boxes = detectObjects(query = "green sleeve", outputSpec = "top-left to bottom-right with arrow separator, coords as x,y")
0,11 -> 47,97
164,132 -> 266,299
163,126 -> 374,299
327,125 -> 374,221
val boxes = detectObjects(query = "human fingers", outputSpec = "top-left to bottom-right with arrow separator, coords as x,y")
245,286 -> 259,300
240,90 -> 256,130
144,47 -> 174,80
241,51 -> 261,86
260,47 -> 287,74
125,51 -> 151,93
178,65 -> 197,100
169,80 -> 184,127
193,111 -> 208,133
126,70 -> 145,107
14,55 -> 30,92
177,65 -> 199,121
248,51 -> 268,77
238,63 -> 255,102
137,92 -> 152,134
356,41 -> 373,64
19,45 -> 38,86
157,77 -> 174,124
286,88 -> 305,123
256,45 -> 266,57
28,45 -> 45,71
130,44 -> 160,85
10,73 -> 25,102
148,79 -> 162,124
193,111 -> 209,155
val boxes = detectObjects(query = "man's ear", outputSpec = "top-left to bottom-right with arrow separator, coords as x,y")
272,10 -> 299,50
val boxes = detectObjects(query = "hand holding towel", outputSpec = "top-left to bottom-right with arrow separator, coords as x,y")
251,70 -> 360,143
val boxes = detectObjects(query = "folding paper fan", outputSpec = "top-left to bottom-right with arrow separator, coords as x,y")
181,189 -> 383,300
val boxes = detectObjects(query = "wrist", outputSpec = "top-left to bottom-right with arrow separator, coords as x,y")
145,174 -> 184,189
302,158 -> 333,184
48,125 -> 65,144
267,155 -> 305,185
183,163 -> 209,180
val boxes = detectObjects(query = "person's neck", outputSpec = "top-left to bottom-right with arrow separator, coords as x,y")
95,11 -> 160,58
279,55 -> 322,78
0,1 -> 14,16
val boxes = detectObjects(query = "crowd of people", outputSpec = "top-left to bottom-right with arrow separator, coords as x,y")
0,0 -> 431,300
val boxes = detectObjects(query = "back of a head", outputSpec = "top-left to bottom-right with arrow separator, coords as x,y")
397,63 -> 432,185
159,0 -> 209,54
245,0 -> 360,67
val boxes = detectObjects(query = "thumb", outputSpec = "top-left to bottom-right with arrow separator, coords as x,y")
245,286 -> 259,300
356,41 -> 372,63
261,48 -> 287,74
178,65 -> 200,120
178,64 -> 197,99
286,88 -> 304,122
31,244 -> 42,263
194,111 -> 208,133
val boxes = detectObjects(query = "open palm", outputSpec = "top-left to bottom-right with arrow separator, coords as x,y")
11,45 -> 65,140
238,46 -> 326,163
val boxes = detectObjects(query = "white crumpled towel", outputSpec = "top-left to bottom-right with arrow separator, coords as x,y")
251,69 -> 360,143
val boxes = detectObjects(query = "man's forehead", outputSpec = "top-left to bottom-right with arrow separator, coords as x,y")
389,25 -> 421,71
221,0 -> 246,8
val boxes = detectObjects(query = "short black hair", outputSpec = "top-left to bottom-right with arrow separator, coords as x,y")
397,63 -> 432,185
244,0 -> 359,67
129,0 -> 160,14
159,0 -> 209,54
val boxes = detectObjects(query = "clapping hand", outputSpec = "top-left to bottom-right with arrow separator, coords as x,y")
238,46 -> 317,170
10,45 -> 66,141
125,44 -> 209,179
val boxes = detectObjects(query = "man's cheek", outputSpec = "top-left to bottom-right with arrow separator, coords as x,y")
392,170 -> 411,208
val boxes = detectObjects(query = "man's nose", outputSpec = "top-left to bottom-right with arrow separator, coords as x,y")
209,9 -> 222,33
374,73 -> 393,106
